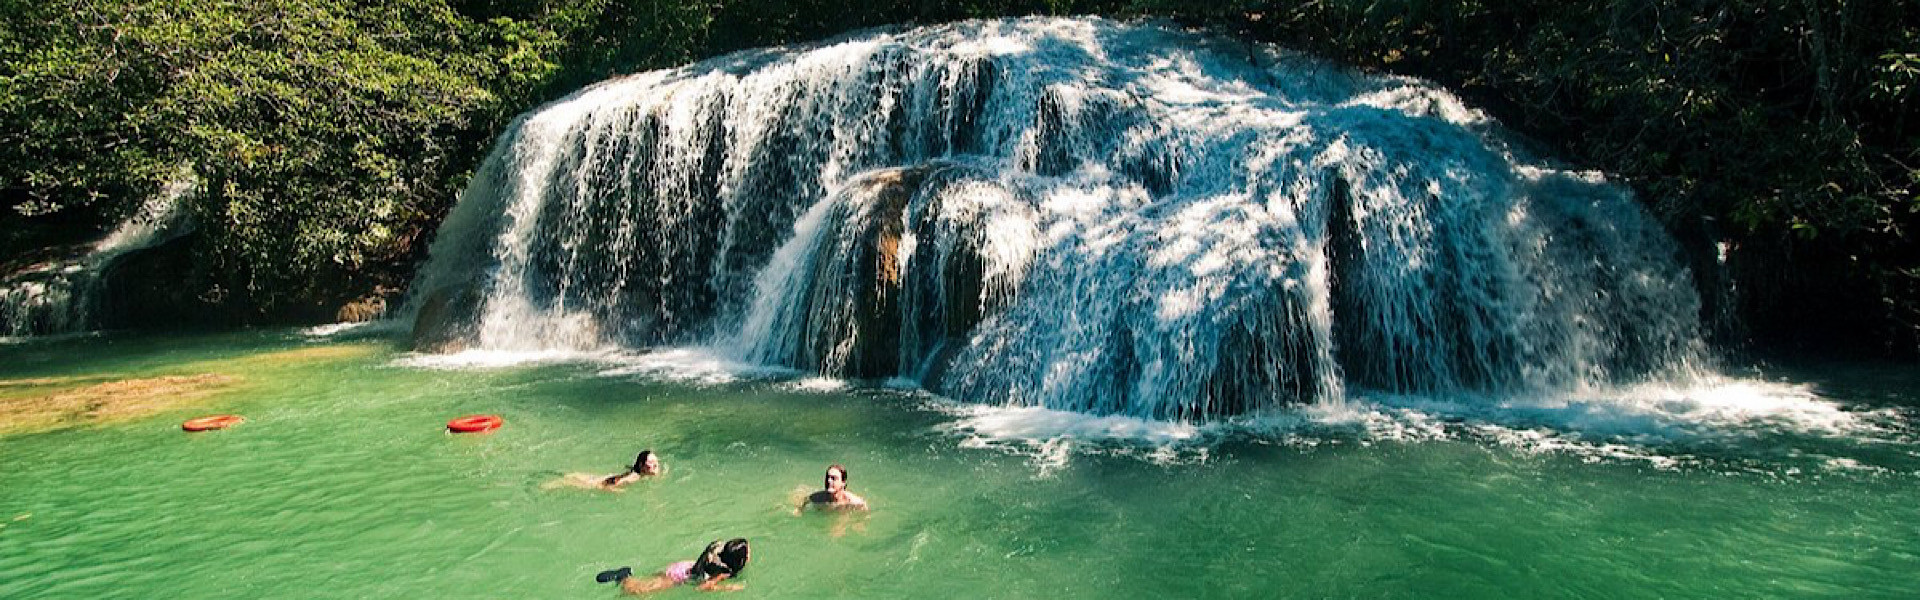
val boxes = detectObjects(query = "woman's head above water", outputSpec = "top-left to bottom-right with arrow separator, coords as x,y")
595,450 -> 661,487
696,538 -> 750,576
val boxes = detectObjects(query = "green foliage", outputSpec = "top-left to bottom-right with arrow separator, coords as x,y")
1,1 -> 171,221
2,0 -> 580,309
2,0 -> 1915,353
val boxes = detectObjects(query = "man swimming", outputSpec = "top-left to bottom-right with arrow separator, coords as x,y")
802,464 -> 868,511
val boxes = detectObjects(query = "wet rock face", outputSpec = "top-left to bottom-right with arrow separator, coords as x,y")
411,285 -> 482,352
775,168 -> 924,378
335,294 -> 389,323
3,240 -> 197,336
897,169 -> 1015,390
824,168 -> 918,377
95,235 -> 235,332
726,162 -> 1027,382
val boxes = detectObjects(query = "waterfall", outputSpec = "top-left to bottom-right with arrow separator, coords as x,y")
406,17 -> 1706,419
1,174 -> 195,338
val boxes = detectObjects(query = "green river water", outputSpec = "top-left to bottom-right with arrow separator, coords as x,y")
1,329 -> 1915,598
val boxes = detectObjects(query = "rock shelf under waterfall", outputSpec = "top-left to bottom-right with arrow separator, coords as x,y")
405,17 -> 1704,419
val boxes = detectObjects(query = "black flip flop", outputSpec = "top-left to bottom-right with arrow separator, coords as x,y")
594,567 -> 633,584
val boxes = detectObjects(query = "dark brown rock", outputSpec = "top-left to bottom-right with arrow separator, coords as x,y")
410,284 -> 482,352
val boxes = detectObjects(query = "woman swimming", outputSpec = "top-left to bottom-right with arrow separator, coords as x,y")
596,538 -> 749,594
602,450 -> 663,487
548,450 -> 663,491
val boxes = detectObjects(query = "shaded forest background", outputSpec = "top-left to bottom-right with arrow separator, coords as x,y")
2,0 -> 1915,358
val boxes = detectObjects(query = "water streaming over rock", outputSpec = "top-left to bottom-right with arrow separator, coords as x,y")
406,18 -> 1706,419
1,175 -> 195,338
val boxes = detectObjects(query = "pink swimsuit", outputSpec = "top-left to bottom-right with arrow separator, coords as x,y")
664,560 -> 696,584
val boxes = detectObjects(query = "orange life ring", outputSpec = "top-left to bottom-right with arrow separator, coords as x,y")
182,415 -> 244,432
447,414 -> 503,433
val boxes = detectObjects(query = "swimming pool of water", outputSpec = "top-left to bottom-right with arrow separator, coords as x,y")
1,330 -> 1915,598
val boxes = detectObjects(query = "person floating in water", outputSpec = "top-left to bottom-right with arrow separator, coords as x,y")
802,464 -> 868,511
548,450 -> 663,491
596,538 -> 749,594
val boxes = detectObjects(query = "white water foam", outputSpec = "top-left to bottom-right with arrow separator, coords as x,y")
391,347 -> 623,370
912,372 -> 1912,472
386,338 -> 1913,474
935,403 -> 1209,447
787,377 -> 850,393
594,347 -> 799,385
1821,457 -> 1893,475
1223,376 -> 1913,470
1358,376 -> 1900,443
300,320 -> 407,338
924,400 -> 1218,473
0,332 -> 101,346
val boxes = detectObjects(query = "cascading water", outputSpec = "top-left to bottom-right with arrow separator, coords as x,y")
1,175 -> 195,338
406,17 -> 1707,419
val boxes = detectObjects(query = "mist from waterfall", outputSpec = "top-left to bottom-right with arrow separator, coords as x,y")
405,18 -> 1707,419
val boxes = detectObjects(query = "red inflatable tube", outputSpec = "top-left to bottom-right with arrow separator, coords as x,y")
447,414 -> 503,433
182,415 -> 244,432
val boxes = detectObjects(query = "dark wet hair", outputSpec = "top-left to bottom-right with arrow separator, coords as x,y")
827,464 -> 847,485
694,538 -> 750,578
719,538 -> 749,574
603,450 -> 657,485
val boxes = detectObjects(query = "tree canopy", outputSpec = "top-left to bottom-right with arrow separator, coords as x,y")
2,0 -> 1914,355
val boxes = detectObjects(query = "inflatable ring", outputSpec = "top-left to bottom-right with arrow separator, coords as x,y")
182,415 -> 244,432
447,414 -> 503,433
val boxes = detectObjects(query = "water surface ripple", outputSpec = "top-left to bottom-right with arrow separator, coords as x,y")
1,333 -> 1915,598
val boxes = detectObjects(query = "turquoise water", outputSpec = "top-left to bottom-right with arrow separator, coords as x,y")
1,330 -> 1916,598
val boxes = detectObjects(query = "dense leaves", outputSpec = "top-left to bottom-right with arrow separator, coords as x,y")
7,1 -> 503,307
2,0 -> 1914,355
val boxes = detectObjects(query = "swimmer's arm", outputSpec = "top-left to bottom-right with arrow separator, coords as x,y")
696,573 -> 742,591
602,471 -> 641,489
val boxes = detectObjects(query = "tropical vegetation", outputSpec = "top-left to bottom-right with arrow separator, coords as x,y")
2,0 -> 1913,356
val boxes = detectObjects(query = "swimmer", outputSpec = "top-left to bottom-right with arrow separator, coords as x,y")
596,538 -> 749,594
548,450 -> 662,491
801,464 -> 868,511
